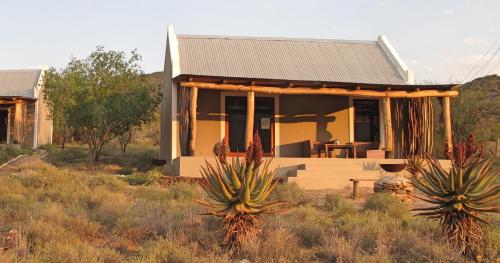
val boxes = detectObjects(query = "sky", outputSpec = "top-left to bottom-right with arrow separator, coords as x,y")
1,0 -> 499,83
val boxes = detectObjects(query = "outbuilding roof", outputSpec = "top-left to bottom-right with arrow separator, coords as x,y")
175,34 -> 412,85
0,69 -> 43,99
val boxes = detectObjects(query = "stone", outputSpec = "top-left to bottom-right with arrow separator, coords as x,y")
374,175 -> 414,205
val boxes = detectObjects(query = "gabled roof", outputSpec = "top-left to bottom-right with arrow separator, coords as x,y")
173,33 -> 414,85
0,69 -> 43,99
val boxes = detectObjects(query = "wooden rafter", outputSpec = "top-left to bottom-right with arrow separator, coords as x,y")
179,81 -> 459,98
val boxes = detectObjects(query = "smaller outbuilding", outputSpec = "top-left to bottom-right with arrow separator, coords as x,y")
0,69 -> 53,149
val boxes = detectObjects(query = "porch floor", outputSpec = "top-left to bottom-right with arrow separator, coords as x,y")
173,157 -> 438,190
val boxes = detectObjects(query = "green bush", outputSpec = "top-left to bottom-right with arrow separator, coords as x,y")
134,238 -> 222,263
38,143 -> 59,154
269,182 -> 310,205
116,166 -> 135,175
121,169 -> 162,186
45,146 -> 88,166
324,193 -> 356,215
390,228 -> 464,262
483,215 -> 500,262
165,182 -> 201,201
0,145 -> 30,164
294,223 -> 327,248
363,193 -> 410,219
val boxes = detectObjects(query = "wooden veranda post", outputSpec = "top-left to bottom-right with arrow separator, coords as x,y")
384,97 -> 393,157
245,91 -> 255,148
442,96 -> 453,156
188,87 -> 198,156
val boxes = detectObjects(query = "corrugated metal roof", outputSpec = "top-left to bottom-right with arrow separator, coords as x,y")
177,35 -> 407,85
0,69 -> 42,98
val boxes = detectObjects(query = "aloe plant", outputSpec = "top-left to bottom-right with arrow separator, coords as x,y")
412,155 -> 499,256
405,154 -> 425,177
196,133 -> 283,249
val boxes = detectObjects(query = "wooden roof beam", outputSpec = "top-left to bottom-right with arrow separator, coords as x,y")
179,81 -> 459,98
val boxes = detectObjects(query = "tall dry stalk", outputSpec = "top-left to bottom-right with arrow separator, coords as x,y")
392,98 -> 434,158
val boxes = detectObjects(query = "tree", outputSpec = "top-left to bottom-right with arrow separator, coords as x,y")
451,89 -> 485,143
43,64 -> 81,150
44,47 -> 160,162
112,83 -> 160,153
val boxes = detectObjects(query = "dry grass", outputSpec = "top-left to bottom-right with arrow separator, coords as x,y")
0,147 -> 498,262
42,144 -> 158,173
0,145 -> 31,164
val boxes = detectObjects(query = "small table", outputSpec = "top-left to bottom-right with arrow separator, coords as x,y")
322,144 -> 357,158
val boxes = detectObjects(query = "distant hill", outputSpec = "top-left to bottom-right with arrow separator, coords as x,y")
452,74 -> 499,143
460,74 -> 499,120
145,71 -> 163,91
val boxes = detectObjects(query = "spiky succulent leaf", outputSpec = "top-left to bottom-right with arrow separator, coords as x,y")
412,155 -> 499,256
197,157 -> 284,219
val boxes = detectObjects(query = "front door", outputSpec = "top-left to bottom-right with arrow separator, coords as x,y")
353,99 -> 380,142
225,96 -> 275,156
0,110 -> 8,143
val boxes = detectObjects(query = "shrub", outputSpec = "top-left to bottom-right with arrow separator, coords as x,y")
87,174 -> 128,192
390,228 -> 463,262
121,169 -> 162,186
117,166 -> 135,175
289,205 -> 324,223
241,227 -> 307,262
483,215 -> 500,262
30,241 -> 124,263
268,182 -> 310,205
294,223 -> 327,248
317,232 -> 356,262
0,145 -> 30,164
363,193 -> 410,219
45,146 -> 88,166
87,188 -> 132,229
165,182 -> 201,201
324,193 -> 356,215
133,238 -> 224,263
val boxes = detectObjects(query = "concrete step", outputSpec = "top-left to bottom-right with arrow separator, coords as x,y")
287,170 -> 381,190
301,163 -> 382,172
277,158 -> 402,164
287,168 -> 384,177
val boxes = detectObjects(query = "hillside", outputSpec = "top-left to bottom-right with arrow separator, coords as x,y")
454,74 -> 500,142
460,74 -> 499,119
145,71 -> 163,90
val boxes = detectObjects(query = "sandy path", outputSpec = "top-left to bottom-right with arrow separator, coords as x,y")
0,151 -> 45,176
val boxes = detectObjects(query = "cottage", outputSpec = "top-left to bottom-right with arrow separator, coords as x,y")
159,26 -> 457,189
0,69 -> 52,149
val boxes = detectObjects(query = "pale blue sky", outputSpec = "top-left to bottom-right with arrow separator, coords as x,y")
1,0 -> 499,83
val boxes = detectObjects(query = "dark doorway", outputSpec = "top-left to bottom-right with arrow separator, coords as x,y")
354,99 -> 379,142
225,96 -> 275,155
0,110 -> 8,143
